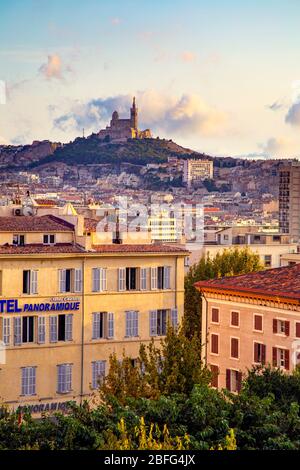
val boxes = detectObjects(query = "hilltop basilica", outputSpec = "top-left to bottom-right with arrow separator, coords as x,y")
97,97 -> 152,142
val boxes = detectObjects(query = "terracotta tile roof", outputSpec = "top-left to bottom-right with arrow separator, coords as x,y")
0,215 -> 74,232
84,218 -> 98,232
91,244 -> 188,254
194,264 -> 300,301
34,199 -> 57,206
0,243 -> 85,254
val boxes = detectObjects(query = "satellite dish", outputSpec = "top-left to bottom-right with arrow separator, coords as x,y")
23,206 -> 34,216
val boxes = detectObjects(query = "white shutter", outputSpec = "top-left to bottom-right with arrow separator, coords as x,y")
38,317 -> 46,344
57,364 -> 72,393
22,367 -> 36,396
92,268 -> 100,292
2,317 -> 10,345
49,316 -> 58,343
74,268 -> 82,293
101,268 -> 107,291
125,311 -> 131,337
118,268 -> 126,291
14,317 -> 22,346
171,308 -> 178,328
149,310 -> 157,336
151,267 -> 157,290
92,361 -> 106,389
164,266 -> 171,290
65,314 -> 73,341
92,312 -> 100,339
59,269 -> 66,293
107,312 -> 114,339
133,311 -> 139,337
30,270 -> 38,294
140,268 -> 147,290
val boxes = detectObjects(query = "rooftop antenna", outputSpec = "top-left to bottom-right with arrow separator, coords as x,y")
83,128 -> 85,138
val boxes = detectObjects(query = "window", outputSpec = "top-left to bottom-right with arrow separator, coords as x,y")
23,270 -> 38,294
149,309 -> 175,336
2,317 -> 10,345
49,314 -> 73,342
254,314 -> 263,331
22,316 -> 34,343
273,319 -> 289,336
231,311 -> 239,327
92,312 -> 114,339
273,235 -> 281,242
184,256 -> 190,267
254,342 -> 266,364
14,317 -> 22,346
230,337 -> 239,359
92,361 -> 106,389
210,365 -> 219,388
92,268 -> 107,292
21,367 -> 36,396
273,347 -> 289,370
296,322 -> 300,338
211,334 -> 219,354
226,369 -> 242,392
125,311 -> 139,337
157,266 -> 171,289
126,267 -> 137,290
43,234 -> 55,245
13,234 -> 25,246
264,255 -> 272,268
58,269 -> 82,293
140,268 -> 147,290
211,308 -> 219,323
57,364 -> 72,393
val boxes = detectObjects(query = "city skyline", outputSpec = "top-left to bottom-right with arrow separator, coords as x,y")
1,0 -> 300,157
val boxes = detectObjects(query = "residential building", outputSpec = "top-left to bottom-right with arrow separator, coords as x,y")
183,159 -> 214,188
195,264 -> 300,391
279,162 -> 300,241
0,213 -> 187,414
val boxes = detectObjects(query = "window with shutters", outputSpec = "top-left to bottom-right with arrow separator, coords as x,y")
211,308 -> 219,324
210,365 -> 219,388
92,312 -> 114,339
21,367 -> 36,396
151,267 -> 158,290
125,311 -> 139,337
230,337 -> 239,359
149,309 -> 170,336
49,315 -> 73,342
2,317 -> 10,345
14,317 -> 22,346
296,322 -> 300,338
157,266 -> 171,290
91,361 -> 106,389
13,234 -> 25,246
211,334 -> 219,355
230,311 -> 239,327
126,267 -> 138,290
226,369 -> 242,392
58,269 -> 82,293
253,314 -> 263,332
23,270 -> 38,294
92,268 -> 107,292
254,342 -> 266,364
273,319 -> 289,336
273,347 -> 289,370
57,364 -> 72,393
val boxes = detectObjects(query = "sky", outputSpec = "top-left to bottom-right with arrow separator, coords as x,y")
1,0 -> 300,157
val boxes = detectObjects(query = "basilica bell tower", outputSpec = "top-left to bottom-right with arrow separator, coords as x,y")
130,96 -> 138,130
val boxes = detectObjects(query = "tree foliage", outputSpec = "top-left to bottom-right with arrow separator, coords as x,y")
184,247 -> 263,338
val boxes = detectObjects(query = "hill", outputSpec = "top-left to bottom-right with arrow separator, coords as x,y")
29,135 -> 211,169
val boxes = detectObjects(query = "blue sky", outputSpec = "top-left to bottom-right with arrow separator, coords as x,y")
1,0 -> 300,157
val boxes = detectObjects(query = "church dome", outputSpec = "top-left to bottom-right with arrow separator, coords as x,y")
112,110 -> 119,120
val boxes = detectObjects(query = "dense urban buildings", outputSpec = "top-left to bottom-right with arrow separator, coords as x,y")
183,159 -> 214,188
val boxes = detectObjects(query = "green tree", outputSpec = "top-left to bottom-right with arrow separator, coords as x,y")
184,247 -> 263,339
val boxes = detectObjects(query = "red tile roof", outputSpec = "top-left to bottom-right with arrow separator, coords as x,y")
34,199 -> 57,206
91,244 -> 188,254
194,264 -> 300,301
0,243 -> 85,254
0,215 -> 74,232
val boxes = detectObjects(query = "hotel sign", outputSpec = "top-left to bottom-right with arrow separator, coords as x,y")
0,297 -> 80,313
